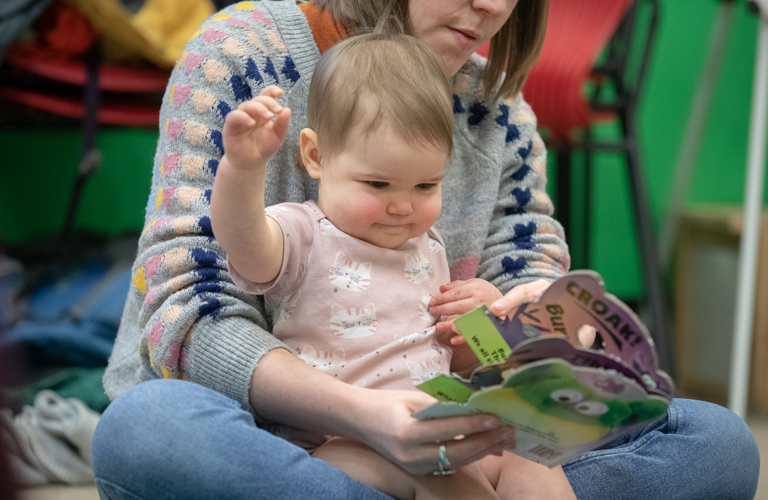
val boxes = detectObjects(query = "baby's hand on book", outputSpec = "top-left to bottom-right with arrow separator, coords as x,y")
222,85 -> 291,170
432,279 -> 502,341
435,314 -> 464,343
430,279 -> 502,322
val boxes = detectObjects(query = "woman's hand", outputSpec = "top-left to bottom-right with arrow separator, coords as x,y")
222,85 -> 291,170
488,279 -> 551,317
351,389 -> 515,476
484,278 -> 596,347
250,349 -> 513,476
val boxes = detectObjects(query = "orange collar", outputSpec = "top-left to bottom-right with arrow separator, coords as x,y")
299,2 -> 350,54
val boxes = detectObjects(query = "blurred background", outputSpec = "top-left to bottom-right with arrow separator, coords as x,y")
1,0 -> 767,498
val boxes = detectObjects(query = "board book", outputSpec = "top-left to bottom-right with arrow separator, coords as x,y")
413,270 -> 674,467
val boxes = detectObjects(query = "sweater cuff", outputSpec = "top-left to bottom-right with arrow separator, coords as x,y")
183,315 -> 290,420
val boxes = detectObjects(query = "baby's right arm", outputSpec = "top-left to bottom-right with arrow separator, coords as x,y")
211,85 -> 291,284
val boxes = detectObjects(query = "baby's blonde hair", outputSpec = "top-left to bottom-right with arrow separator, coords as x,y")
307,33 -> 453,159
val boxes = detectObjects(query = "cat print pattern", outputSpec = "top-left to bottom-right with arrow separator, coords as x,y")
319,219 -> 349,237
418,290 -> 436,322
404,251 -> 434,284
328,252 -> 372,291
299,345 -> 345,370
394,327 -> 435,345
428,237 -> 444,254
406,354 -> 443,384
232,202 -> 452,394
329,303 -> 377,338
266,289 -> 301,324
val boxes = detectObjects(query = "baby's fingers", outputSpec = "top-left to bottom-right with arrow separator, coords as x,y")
223,109 -> 257,130
223,103 -> 274,139
271,108 -> 291,142
449,333 -> 467,345
238,99 -> 280,122
435,318 -> 459,334
430,297 -> 475,318
259,85 -> 285,99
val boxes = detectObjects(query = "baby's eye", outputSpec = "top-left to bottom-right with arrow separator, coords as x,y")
416,183 -> 436,190
549,388 -> 583,404
368,181 -> 388,189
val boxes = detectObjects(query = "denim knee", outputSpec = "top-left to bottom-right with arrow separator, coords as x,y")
92,379 -> 244,498
563,398 -> 760,500
92,379 -> 393,500
676,399 -> 760,500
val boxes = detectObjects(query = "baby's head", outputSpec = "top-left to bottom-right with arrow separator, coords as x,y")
300,33 -> 453,249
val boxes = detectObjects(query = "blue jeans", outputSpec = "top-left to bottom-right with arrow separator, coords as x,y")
92,379 -> 760,500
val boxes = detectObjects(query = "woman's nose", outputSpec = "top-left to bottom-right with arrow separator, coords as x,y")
473,0 -> 508,17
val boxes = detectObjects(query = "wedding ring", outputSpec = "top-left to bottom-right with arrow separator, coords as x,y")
433,444 -> 456,476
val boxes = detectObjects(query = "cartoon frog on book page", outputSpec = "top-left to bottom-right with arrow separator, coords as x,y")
468,360 -> 668,448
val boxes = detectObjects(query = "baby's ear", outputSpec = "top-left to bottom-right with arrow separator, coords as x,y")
300,128 -> 322,179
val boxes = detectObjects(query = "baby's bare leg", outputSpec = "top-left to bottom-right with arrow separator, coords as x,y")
312,437 -> 499,500
477,452 -> 577,500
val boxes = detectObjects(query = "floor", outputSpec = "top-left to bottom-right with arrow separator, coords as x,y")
20,486 -> 99,500
751,415 -> 768,500
14,414 -> 768,500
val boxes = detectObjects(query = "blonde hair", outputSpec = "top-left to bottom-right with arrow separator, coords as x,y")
311,0 -> 549,102
307,33 -> 453,159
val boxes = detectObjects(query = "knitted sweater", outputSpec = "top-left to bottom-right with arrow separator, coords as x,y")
103,0 -> 570,414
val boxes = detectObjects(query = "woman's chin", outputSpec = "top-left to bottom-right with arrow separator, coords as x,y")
442,53 -> 472,77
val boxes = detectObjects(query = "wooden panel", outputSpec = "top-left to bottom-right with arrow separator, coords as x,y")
674,205 -> 768,414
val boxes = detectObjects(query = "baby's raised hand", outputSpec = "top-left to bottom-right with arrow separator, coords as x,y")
222,85 -> 291,170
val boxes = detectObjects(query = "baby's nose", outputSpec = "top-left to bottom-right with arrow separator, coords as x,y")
387,198 -> 413,216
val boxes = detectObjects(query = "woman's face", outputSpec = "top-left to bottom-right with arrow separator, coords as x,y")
409,0 -> 518,76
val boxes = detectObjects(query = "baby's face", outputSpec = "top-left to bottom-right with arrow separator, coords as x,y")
316,125 -> 447,249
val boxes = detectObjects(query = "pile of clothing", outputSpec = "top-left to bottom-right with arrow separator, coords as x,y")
1,390 -> 100,485
0,235 -> 135,486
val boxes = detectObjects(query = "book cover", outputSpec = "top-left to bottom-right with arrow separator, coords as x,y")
413,270 -> 674,467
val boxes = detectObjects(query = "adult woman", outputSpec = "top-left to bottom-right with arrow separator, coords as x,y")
93,1 -> 760,499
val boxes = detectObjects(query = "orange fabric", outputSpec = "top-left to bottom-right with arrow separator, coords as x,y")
299,2 -> 349,54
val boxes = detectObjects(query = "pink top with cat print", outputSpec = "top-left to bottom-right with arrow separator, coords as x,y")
228,201 -> 453,391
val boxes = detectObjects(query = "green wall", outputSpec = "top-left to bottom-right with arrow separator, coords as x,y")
0,0 -> 766,299
557,0 -> 766,297
0,128 -> 156,243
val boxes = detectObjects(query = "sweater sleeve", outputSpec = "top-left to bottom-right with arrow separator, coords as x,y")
129,3 -> 311,415
477,95 -> 571,294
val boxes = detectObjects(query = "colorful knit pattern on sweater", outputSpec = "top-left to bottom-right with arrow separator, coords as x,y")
103,0 -> 569,413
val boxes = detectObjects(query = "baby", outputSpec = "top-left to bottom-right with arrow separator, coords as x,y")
211,33 -> 574,500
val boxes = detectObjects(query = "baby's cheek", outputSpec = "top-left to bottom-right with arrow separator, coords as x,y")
419,197 -> 443,227
353,193 -> 386,225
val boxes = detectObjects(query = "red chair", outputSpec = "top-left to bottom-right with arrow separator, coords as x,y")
0,43 -> 170,248
479,0 -> 672,374
1,47 -> 168,126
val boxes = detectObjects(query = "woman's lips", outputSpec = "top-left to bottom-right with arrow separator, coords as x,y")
449,28 -> 477,52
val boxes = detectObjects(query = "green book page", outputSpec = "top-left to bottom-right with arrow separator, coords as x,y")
417,375 -> 475,403
455,306 -> 512,366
